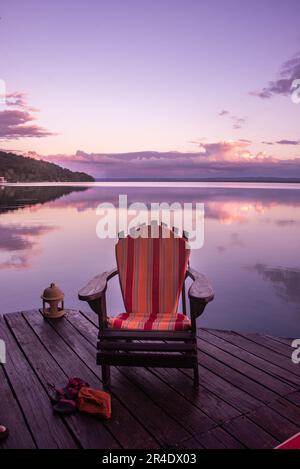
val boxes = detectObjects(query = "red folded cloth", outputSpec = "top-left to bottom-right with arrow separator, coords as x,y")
78,387 -> 111,419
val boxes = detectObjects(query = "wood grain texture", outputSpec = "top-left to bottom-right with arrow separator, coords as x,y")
1,309 -> 300,450
1,314 -> 77,449
78,268 -> 118,301
187,267 -> 214,303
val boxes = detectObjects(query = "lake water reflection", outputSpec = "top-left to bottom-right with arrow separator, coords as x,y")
0,183 -> 299,337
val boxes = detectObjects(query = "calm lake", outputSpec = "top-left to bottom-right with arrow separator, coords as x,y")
1,182 -> 299,337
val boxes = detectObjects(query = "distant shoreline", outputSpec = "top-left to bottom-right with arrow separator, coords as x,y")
2,177 -> 300,184
94,177 -> 300,183
2,180 -> 300,190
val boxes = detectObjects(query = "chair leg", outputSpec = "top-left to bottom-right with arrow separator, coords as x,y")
102,365 -> 111,388
193,362 -> 199,389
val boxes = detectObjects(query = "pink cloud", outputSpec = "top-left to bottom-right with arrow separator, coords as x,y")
46,140 -> 263,165
219,110 -> 247,130
197,140 -> 273,162
250,51 -> 300,99
0,91 -> 55,140
36,140 -> 300,179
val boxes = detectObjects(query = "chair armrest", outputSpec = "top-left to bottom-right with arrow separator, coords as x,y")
78,268 -> 118,302
186,267 -> 214,303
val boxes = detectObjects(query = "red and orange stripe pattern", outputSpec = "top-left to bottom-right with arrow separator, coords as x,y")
108,225 -> 191,331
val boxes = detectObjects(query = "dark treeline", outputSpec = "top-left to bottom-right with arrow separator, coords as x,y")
0,151 -> 94,182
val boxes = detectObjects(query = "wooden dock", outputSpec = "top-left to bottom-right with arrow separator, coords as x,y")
1,309 -> 300,449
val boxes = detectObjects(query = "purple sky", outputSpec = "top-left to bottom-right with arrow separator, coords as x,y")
1,0 -> 300,178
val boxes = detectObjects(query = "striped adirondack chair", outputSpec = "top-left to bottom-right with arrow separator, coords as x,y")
78,224 -> 214,387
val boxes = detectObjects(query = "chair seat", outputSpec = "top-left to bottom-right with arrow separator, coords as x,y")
108,312 -> 191,331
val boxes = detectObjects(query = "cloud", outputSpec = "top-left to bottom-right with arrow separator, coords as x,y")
250,51 -> 300,99
197,140 -> 270,162
232,116 -> 246,129
37,140 -> 300,179
5,92 -> 39,112
47,140 -> 265,166
219,110 -> 247,129
219,110 -> 229,116
0,91 -> 55,140
276,139 -> 300,145
262,139 -> 300,145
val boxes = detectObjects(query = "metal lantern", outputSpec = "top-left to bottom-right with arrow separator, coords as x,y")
41,283 -> 65,318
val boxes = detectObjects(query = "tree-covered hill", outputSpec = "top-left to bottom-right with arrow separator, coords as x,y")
0,151 -> 94,182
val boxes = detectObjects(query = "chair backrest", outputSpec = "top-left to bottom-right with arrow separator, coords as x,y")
116,224 -> 190,317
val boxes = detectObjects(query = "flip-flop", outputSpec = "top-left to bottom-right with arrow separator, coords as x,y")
53,399 -> 77,415
49,388 -> 65,404
50,378 -> 90,414
65,378 -> 89,400
0,425 -> 9,441
50,385 -> 78,403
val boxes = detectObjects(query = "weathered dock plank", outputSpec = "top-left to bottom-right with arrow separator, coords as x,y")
0,309 -> 299,450
1,314 -> 77,449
